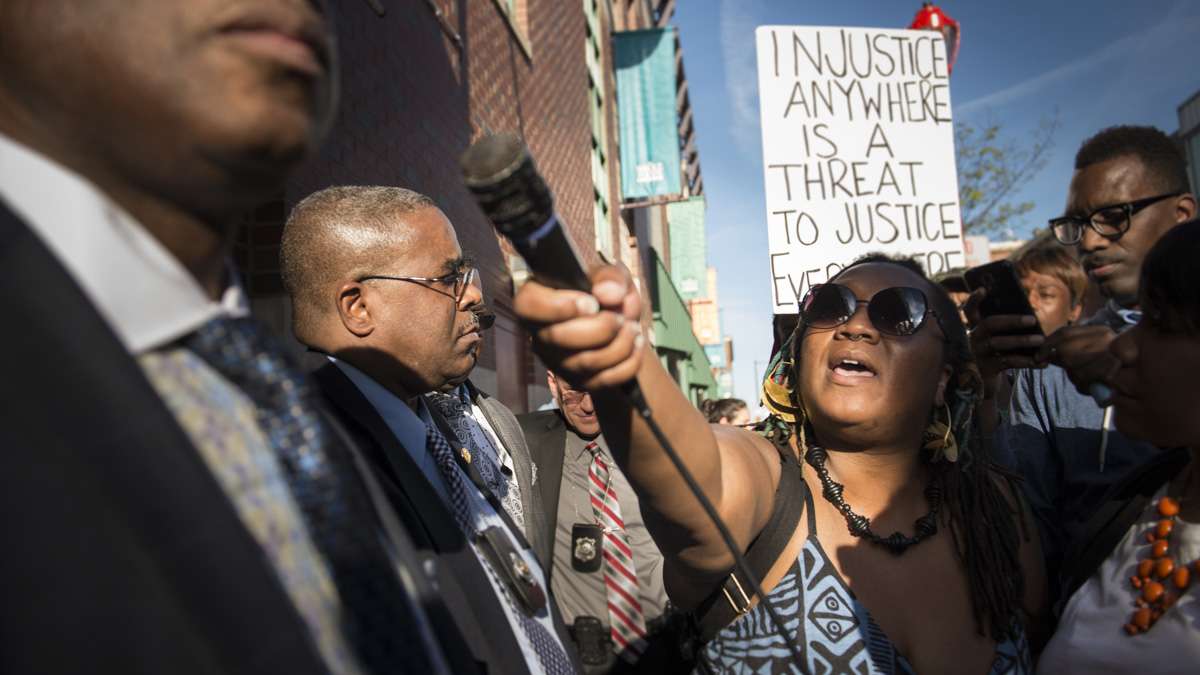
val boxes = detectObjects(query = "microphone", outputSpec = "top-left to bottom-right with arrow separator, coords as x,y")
459,134 -> 808,667
460,133 -> 591,292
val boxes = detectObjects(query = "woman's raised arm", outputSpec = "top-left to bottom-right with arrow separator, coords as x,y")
514,264 -> 781,598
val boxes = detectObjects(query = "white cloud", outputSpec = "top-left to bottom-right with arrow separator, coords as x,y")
718,0 -> 764,158
958,10 -> 1200,117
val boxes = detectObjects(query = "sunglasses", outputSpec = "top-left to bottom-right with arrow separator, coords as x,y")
800,284 -> 943,337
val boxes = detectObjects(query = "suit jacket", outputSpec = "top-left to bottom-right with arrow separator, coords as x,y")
460,380 -> 552,567
0,203 -> 444,674
516,410 -> 572,585
314,363 -> 576,675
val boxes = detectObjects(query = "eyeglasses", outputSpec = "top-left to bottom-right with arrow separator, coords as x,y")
1049,192 -> 1182,245
359,265 -> 478,304
801,283 -> 944,338
558,387 -> 591,405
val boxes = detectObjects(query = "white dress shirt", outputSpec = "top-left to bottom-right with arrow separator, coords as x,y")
0,132 -> 246,352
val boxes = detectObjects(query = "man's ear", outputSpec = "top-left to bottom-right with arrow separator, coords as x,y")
1175,193 -> 1197,223
546,371 -> 559,399
337,282 -> 374,338
934,363 -> 953,407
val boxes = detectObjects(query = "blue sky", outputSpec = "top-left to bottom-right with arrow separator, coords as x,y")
672,0 -> 1200,405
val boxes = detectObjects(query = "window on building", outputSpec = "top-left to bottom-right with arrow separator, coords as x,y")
493,0 -> 531,57
585,0 -> 613,260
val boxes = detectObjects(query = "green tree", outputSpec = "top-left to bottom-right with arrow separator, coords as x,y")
956,114 -> 1059,237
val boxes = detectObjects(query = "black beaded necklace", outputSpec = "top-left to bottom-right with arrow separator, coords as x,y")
804,445 -> 942,555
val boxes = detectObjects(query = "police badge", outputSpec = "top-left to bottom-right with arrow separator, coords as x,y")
571,523 -> 603,572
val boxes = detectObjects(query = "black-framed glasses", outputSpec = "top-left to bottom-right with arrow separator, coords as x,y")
359,265 -> 478,304
801,284 -> 943,338
1049,192 -> 1182,245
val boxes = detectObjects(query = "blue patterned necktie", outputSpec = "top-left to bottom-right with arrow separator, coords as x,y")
185,316 -> 441,675
423,422 -> 577,674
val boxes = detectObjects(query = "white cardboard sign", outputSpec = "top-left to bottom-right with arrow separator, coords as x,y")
756,26 -> 965,313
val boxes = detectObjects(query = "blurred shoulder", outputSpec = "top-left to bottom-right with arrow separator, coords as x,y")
516,409 -> 564,434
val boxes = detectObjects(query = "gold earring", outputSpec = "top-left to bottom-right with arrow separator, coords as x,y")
923,402 -> 958,463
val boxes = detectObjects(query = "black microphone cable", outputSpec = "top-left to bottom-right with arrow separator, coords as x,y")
461,134 -> 806,669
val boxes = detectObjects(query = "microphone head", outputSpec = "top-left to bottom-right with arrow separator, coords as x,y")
461,133 -> 553,238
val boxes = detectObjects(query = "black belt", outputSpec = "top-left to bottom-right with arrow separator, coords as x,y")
566,610 -> 694,675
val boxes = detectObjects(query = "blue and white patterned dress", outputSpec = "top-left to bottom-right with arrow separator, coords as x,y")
699,484 -> 1031,674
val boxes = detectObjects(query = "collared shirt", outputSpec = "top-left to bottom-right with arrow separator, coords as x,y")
427,384 -> 526,534
0,132 -> 366,674
0,133 -> 245,352
331,358 -> 568,673
551,430 -> 669,626
1085,299 -> 1142,332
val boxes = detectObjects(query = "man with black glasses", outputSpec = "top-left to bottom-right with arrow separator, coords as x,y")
280,185 -> 577,674
969,126 -> 1196,601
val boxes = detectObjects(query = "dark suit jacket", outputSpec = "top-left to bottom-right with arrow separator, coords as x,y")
313,364 -> 577,675
516,410 -> 572,586
0,203 -> 444,674
460,380 -> 552,567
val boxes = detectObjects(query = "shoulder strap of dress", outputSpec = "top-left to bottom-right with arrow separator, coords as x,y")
692,436 -> 808,642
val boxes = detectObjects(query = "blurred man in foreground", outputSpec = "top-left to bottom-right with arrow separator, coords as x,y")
0,1 -> 446,673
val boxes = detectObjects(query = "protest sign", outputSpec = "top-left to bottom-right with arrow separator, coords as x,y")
756,26 -> 965,313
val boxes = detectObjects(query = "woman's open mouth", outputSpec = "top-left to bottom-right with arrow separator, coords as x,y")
828,353 -> 878,384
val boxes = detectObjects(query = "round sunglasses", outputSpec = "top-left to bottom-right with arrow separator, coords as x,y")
800,284 -> 944,337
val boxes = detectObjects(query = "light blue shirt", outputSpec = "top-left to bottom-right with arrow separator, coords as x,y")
331,359 -> 567,673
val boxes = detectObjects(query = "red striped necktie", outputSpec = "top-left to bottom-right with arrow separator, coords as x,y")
585,441 -> 648,662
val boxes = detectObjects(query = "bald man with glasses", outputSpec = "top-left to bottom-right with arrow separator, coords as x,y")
280,185 -> 578,675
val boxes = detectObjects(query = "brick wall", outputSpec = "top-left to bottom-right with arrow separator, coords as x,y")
238,0 -> 602,412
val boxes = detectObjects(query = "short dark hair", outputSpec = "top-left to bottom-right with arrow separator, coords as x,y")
1141,217 -> 1200,335
280,185 -> 437,342
1074,125 -> 1189,193
700,398 -> 748,423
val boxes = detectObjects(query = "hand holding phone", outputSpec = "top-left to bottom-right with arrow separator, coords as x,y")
962,260 -> 1048,392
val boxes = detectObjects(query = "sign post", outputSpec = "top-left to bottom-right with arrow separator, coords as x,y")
756,26 -> 965,313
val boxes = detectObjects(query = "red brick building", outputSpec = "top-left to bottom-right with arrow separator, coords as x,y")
236,0 -> 689,412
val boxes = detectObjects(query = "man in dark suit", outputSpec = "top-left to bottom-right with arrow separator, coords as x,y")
0,2 -> 449,674
279,185 -> 577,674
428,277 -> 552,567
519,373 -> 682,674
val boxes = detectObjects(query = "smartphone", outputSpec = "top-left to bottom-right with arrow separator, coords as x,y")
963,259 -> 1043,356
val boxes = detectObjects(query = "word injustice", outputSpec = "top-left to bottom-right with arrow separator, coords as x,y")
768,29 -> 950,81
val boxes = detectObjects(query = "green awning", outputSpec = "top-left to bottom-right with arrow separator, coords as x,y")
650,250 -> 717,398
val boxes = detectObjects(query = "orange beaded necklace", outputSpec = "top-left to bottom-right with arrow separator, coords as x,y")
1124,495 -> 1200,635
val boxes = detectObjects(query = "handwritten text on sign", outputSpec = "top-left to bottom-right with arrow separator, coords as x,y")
756,26 -> 965,313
